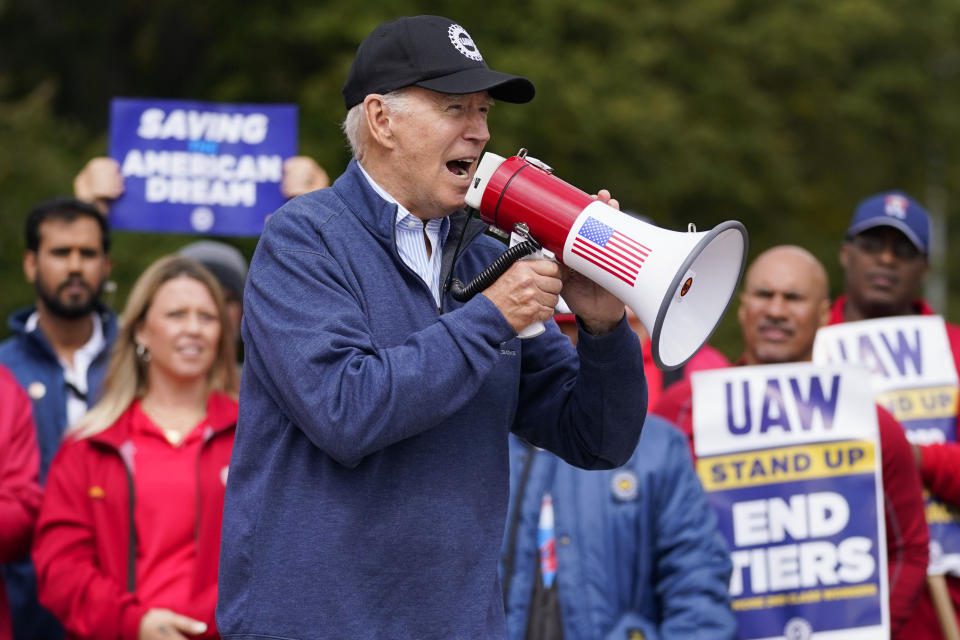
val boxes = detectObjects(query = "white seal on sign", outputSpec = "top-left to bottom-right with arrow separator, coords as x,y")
783,617 -> 812,640
191,206 -> 215,232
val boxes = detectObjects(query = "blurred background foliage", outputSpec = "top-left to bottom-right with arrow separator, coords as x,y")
2,0 -> 959,357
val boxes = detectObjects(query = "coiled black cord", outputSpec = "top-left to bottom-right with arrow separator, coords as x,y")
448,240 -> 540,302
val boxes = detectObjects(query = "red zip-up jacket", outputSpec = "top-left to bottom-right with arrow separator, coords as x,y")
0,365 -> 42,640
653,364 -> 930,638
32,393 -> 237,640
831,295 -> 960,639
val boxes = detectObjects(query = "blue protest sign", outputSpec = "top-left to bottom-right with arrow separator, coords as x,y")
108,98 -> 298,236
693,363 -> 889,640
815,316 -> 960,576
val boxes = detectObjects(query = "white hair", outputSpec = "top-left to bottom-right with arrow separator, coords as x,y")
341,89 -> 416,160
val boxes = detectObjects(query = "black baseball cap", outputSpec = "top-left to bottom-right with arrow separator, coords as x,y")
342,15 -> 535,109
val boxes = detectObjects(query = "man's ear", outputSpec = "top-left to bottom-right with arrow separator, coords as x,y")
363,95 -> 397,150
839,243 -> 850,271
817,298 -> 831,328
23,251 -> 37,285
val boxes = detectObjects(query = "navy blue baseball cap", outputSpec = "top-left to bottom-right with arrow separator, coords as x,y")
846,191 -> 930,255
342,15 -> 535,109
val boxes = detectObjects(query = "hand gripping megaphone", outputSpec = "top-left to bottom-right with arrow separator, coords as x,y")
456,149 -> 748,371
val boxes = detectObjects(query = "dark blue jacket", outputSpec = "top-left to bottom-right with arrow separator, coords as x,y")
217,160 -> 648,640
0,305 -> 117,640
502,417 -> 736,640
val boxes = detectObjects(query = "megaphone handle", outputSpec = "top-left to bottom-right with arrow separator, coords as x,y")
509,233 -> 553,340
516,248 -> 547,338
518,318 -> 546,339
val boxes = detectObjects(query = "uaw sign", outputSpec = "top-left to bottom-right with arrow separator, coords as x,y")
108,98 -> 297,236
814,316 -> 960,575
693,363 -> 888,640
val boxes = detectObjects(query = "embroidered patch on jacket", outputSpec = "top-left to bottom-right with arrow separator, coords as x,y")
88,486 -> 105,499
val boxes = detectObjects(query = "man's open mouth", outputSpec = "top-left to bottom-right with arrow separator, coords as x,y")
446,158 -> 474,177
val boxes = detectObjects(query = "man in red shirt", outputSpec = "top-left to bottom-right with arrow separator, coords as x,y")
654,244 -> 929,638
832,191 -> 960,637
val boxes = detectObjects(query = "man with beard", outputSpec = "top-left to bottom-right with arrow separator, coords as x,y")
0,197 -> 116,640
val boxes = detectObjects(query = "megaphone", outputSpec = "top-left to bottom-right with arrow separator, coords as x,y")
462,149 -> 748,371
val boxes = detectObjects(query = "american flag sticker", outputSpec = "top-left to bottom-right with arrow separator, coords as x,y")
571,216 -> 651,285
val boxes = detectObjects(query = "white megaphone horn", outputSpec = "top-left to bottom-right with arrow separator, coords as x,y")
461,149 -> 748,371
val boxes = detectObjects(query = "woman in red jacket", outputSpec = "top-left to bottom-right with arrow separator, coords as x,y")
33,255 -> 239,640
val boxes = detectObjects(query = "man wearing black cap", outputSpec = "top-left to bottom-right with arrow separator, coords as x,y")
831,191 -> 960,638
217,15 -> 647,640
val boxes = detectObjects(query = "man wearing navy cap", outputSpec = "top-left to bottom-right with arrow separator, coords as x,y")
832,191 -> 960,638
835,191 -> 933,322
217,15 -> 647,639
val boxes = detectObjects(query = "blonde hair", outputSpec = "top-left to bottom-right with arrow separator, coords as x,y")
70,255 -> 239,439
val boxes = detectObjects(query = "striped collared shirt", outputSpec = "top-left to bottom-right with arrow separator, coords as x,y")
358,163 -> 451,307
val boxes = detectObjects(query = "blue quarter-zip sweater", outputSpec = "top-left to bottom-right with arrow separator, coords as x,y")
216,160 -> 647,640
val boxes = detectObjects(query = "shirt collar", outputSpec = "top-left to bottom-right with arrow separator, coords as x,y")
357,161 -> 450,239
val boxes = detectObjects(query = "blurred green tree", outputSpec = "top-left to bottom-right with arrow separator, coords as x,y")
1,0 -> 959,358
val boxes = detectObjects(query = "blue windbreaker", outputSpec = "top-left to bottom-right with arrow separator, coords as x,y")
502,417 -> 736,640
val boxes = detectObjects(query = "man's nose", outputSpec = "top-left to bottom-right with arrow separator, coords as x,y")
67,250 -> 83,272
465,114 -> 490,143
875,243 -> 898,264
766,296 -> 787,317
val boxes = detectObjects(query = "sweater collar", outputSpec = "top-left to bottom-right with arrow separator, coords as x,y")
333,158 -> 491,264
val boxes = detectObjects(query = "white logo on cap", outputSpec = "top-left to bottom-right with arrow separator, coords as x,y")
448,24 -> 483,62
884,195 -> 908,220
